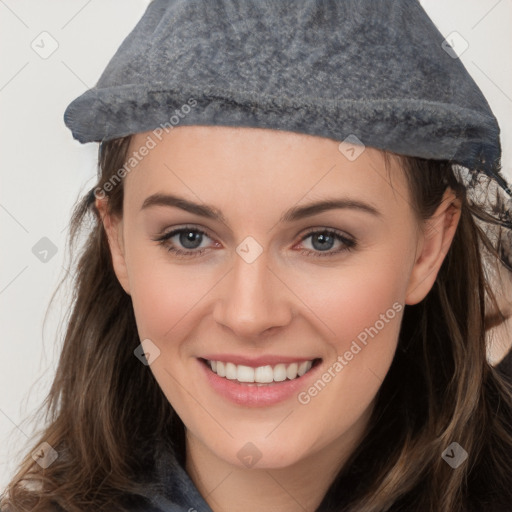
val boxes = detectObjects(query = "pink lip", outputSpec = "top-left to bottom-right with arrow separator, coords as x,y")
197,358 -> 322,407
200,353 -> 316,367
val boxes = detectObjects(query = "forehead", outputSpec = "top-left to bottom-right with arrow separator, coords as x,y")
124,125 -> 410,217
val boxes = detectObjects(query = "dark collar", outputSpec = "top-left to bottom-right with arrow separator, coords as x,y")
141,443 -> 213,512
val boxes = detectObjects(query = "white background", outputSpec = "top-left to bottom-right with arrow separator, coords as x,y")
1,0 -> 511,490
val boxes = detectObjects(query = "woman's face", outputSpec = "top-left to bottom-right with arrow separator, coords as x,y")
102,125 -> 446,470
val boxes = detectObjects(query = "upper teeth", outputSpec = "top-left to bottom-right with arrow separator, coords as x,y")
208,360 -> 314,383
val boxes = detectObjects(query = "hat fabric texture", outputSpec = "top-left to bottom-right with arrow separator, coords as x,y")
64,0 -> 502,178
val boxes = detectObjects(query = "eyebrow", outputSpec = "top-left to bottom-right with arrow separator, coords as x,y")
140,193 -> 382,224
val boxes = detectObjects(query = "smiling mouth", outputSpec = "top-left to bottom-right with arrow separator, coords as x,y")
200,358 -> 322,385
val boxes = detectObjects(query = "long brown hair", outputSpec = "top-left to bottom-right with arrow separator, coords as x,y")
2,135 -> 512,512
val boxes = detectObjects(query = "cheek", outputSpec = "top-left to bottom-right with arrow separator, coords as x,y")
292,253 -> 407,349
124,236 -> 231,366
127,259 -> 215,342
288,252 -> 407,409
287,265 -> 405,452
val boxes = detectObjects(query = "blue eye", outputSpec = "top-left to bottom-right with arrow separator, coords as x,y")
299,229 -> 356,257
152,226 -> 356,259
152,226 -> 213,258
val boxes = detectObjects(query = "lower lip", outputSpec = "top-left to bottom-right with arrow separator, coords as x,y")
198,358 -> 322,407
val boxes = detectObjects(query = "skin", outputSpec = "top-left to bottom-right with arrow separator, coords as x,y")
488,267 -> 512,365
97,126 -> 461,512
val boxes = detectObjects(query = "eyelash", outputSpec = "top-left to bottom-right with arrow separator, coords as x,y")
152,225 -> 357,259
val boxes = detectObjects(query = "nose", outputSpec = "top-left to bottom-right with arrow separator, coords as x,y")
212,248 -> 294,339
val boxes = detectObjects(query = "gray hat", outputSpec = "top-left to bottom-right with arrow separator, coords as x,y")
64,0 -> 509,194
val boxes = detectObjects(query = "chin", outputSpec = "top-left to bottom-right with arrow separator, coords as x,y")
214,432 -> 319,470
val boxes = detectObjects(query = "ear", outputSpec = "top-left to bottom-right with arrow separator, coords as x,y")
405,188 -> 461,305
95,197 -> 131,295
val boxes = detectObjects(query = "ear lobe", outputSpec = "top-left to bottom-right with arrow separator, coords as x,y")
95,198 -> 131,295
405,189 -> 462,305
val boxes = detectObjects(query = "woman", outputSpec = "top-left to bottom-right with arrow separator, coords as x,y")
2,1 -> 512,511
